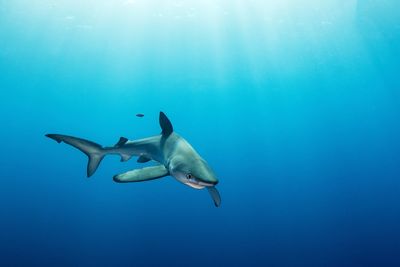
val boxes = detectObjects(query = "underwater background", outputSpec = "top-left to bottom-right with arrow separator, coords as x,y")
1,1 -> 399,266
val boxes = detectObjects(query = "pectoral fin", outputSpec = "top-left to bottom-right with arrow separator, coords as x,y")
207,187 -> 221,207
137,155 -> 151,163
113,165 -> 169,183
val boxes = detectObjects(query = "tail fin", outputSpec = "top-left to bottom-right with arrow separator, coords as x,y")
46,134 -> 105,177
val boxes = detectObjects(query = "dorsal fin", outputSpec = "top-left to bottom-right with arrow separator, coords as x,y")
159,112 -> 173,136
115,137 -> 128,148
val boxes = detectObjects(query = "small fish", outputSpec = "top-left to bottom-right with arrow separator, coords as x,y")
136,113 -> 144,118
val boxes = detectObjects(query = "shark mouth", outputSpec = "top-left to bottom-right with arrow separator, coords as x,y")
185,178 -> 216,189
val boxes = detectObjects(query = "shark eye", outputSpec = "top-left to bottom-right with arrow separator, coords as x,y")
186,173 -> 192,179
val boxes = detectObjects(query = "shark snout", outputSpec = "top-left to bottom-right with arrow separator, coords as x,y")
208,180 -> 218,185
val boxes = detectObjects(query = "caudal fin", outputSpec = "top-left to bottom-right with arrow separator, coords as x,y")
46,134 -> 105,177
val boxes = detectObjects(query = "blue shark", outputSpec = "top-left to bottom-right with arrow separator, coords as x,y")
46,112 -> 221,207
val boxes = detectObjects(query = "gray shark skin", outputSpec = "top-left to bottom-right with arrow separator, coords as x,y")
46,112 -> 221,207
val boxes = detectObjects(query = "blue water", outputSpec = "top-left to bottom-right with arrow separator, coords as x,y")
1,1 -> 400,266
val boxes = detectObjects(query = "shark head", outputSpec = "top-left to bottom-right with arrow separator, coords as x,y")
169,156 -> 218,189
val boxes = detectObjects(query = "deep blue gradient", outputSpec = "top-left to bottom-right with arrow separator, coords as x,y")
1,1 -> 399,266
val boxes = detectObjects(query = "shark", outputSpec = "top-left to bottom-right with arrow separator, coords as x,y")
45,112 -> 221,207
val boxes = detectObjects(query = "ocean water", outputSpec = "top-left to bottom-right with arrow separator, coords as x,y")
1,1 -> 400,266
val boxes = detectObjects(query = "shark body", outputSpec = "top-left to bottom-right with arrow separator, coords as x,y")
46,112 -> 221,207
